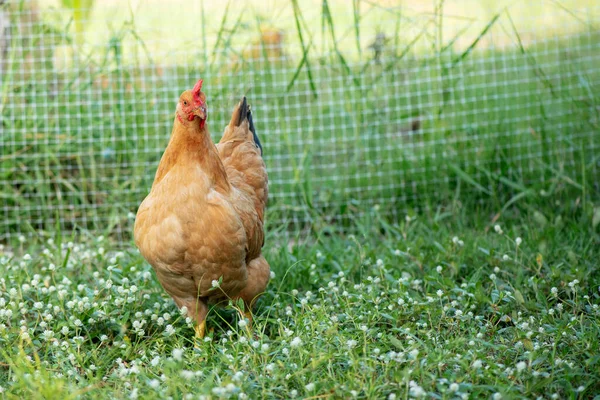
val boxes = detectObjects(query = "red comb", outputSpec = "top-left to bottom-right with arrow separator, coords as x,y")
192,79 -> 203,105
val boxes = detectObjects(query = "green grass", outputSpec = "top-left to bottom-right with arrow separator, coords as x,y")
2,2 -> 600,394
1,2 -> 599,398
0,201 -> 599,398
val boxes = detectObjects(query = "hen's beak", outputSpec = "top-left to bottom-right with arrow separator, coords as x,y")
193,105 -> 207,120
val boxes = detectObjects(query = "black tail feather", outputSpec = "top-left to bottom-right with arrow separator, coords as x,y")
247,105 -> 262,155
236,96 -> 248,127
236,96 -> 262,155
234,96 -> 262,155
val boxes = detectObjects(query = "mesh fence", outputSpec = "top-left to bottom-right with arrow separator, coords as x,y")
1,0 -> 599,240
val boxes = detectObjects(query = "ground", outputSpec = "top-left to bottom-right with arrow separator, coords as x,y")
1,202 -> 599,399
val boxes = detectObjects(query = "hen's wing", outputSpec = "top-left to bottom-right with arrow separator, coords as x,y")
216,97 -> 268,259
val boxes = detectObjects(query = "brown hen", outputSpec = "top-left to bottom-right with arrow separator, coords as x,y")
134,79 -> 269,338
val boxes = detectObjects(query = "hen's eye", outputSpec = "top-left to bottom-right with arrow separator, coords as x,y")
183,100 -> 188,106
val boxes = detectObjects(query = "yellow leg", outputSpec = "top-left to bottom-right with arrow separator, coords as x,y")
195,320 -> 206,339
244,310 -> 253,330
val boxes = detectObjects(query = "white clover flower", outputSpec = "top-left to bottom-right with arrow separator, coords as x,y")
449,383 -> 459,392
472,360 -> 483,369
265,363 -> 275,373
376,259 -> 384,267
211,280 -> 220,288
164,325 -> 175,336
515,237 -> 522,246
502,254 -> 510,261
305,383 -> 315,392
42,330 -> 54,341
150,356 -> 160,367
492,393 -> 502,400
232,371 -> 244,382
568,280 -> 579,288
516,361 -> 527,372
180,370 -> 194,380
290,337 -> 302,348
436,265 -> 443,273
261,343 -> 270,351
408,381 -> 425,398
347,339 -> 358,349
436,290 -> 443,297
494,224 -> 503,234
238,319 -> 248,328
172,348 -> 184,361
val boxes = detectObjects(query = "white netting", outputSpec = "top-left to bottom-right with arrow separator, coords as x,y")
1,0 -> 599,240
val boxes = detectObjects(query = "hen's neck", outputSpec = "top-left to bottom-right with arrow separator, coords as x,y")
153,119 -> 230,193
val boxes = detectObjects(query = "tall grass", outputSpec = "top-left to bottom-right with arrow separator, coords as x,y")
0,0 -> 599,240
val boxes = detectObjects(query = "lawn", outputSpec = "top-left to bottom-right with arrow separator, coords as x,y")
1,1 -> 600,398
1,200 -> 599,398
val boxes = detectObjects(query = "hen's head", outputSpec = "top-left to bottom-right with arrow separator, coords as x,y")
176,79 -> 207,129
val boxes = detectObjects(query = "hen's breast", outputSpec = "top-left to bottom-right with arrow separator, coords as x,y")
134,165 -> 249,299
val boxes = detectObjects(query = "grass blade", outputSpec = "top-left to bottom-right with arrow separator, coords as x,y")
286,40 -> 313,93
449,163 -> 492,195
201,0 -> 208,63
321,0 -> 359,86
505,10 -> 558,98
209,0 -> 232,71
353,0 -> 361,57
290,0 -> 317,98
450,12 -> 501,68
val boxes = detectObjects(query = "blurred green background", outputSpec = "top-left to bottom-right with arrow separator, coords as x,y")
1,0 -> 598,239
